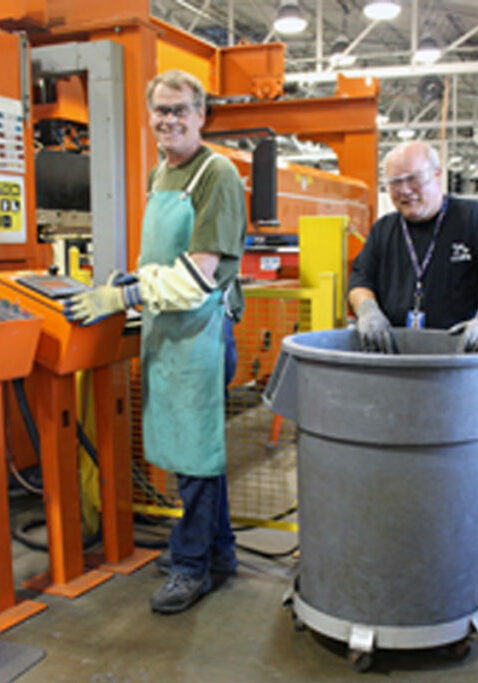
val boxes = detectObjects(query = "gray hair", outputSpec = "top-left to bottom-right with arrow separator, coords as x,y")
146,69 -> 206,111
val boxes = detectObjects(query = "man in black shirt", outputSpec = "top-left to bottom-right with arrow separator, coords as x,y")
348,140 -> 478,352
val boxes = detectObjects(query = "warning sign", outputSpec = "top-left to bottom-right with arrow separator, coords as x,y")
0,175 -> 25,243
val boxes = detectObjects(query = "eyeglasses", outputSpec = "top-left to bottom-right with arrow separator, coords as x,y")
385,167 -> 435,192
151,103 -> 197,119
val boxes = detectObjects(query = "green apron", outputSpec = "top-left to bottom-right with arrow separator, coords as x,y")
139,154 -> 226,477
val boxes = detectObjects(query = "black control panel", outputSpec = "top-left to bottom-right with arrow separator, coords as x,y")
15,274 -> 90,300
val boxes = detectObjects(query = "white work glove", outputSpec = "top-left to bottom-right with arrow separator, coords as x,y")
356,298 -> 394,353
449,316 -> 478,352
131,252 -> 216,313
64,252 -> 216,325
64,285 -> 125,326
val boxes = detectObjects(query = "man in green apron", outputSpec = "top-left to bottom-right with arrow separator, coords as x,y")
65,69 -> 246,614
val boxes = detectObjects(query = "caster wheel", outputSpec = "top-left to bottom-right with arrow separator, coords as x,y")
292,612 -> 306,632
347,649 -> 373,673
282,596 -> 292,609
446,637 -> 471,661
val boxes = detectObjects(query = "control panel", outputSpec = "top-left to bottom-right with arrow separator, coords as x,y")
0,271 -> 136,374
15,273 -> 90,300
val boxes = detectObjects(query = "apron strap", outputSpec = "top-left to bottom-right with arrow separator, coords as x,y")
180,153 -> 220,200
148,160 -> 167,197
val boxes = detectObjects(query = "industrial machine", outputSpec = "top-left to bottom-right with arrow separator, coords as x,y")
0,270 -> 157,598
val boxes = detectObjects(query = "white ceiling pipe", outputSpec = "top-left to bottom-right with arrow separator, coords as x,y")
285,60 -> 478,83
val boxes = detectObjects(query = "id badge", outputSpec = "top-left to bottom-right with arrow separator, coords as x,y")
406,309 -> 425,329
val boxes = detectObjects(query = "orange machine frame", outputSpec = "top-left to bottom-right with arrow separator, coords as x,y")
205,74 -> 379,226
0,0 -> 378,270
0,273 -> 155,597
0,311 -> 47,631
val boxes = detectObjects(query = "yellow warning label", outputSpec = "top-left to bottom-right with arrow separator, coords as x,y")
0,180 -> 23,233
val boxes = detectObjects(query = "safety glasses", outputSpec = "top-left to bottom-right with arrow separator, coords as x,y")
385,166 -> 435,192
151,102 -> 197,119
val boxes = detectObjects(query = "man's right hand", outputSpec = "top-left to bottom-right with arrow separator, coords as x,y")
356,298 -> 394,353
64,285 -> 125,326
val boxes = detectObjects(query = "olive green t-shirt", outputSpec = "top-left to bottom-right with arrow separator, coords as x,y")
149,145 -> 246,321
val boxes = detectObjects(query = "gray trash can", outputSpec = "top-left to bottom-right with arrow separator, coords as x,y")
265,328 -> 478,666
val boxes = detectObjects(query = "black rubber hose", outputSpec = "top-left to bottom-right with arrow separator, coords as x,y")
76,420 -> 98,465
12,517 -> 102,553
12,378 -> 41,460
235,542 -> 299,560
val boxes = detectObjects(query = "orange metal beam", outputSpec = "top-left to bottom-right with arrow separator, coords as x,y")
218,41 -> 285,100
91,362 -> 158,573
0,315 -> 47,630
204,91 -> 379,221
150,15 -> 216,62
205,95 -> 376,137
22,366 -> 113,598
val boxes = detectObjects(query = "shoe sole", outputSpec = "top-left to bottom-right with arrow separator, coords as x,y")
151,582 -> 212,615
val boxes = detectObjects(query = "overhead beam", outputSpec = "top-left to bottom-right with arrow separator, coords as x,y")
380,119 -> 475,133
206,95 -> 376,135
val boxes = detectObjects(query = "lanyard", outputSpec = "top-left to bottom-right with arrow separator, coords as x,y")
400,197 -> 448,312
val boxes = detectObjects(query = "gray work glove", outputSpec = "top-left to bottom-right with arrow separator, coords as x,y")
449,317 -> 478,352
356,298 -> 394,353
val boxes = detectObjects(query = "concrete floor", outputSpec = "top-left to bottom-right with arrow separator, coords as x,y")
3,493 -> 478,682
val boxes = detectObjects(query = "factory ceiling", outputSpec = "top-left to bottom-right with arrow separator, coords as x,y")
151,0 -> 478,187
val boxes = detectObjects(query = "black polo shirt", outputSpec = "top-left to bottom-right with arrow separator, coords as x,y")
348,196 -> 478,328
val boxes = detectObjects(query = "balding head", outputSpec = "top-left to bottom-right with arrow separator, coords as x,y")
384,141 -> 443,222
384,141 -> 440,178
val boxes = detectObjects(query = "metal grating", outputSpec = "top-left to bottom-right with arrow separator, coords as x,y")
130,285 -> 320,530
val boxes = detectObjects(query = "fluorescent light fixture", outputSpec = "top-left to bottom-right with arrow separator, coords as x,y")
414,35 -> 441,64
274,0 -> 307,35
397,128 -> 415,140
329,34 -> 356,68
363,1 -> 401,20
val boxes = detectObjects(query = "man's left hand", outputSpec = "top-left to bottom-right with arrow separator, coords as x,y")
449,317 -> 478,352
63,286 -> 125,326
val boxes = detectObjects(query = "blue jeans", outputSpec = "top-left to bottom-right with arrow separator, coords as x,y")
169,315 -> 236,577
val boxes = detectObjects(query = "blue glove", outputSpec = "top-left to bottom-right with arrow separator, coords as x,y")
356,298 -> 394,353
449,317 -> 478,352
63,285 -> 125,326
107,271 -> 138,287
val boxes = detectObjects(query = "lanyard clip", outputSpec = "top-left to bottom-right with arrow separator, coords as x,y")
414,282 -> 423,313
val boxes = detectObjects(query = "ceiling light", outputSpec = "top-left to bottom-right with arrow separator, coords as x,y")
363,1 -> 401,21
414,35 -> 441,64
274,0 -> 307,35
329,34 -> 357,68
376,113 -> 390,126
329,53 -> 357,68
397,128 -> 415,140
